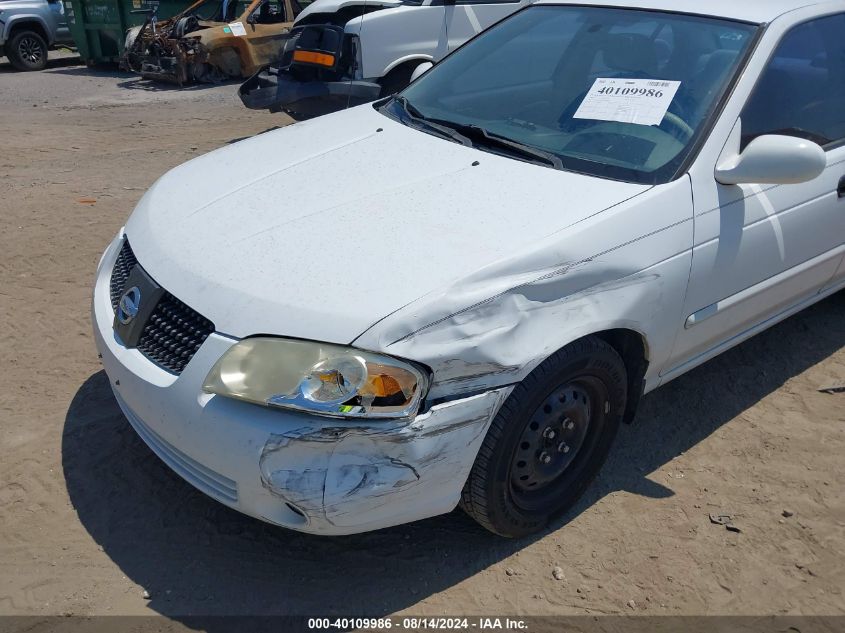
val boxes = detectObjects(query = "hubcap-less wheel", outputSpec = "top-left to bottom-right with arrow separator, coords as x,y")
508,377 -> 607,512
460,336 -> 628,537
18,36 -> 44,65
511,383 -> 591,490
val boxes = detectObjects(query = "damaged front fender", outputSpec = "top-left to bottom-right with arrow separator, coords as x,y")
353,177 -> 697,401
258,387 -> 512,531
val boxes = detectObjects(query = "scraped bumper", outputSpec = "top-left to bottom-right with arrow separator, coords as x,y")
138,55 -> 188,84
92,234 -> 511,535
239,67 -> 381,117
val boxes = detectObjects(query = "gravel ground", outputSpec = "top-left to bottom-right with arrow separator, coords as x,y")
0,58 -> 843,623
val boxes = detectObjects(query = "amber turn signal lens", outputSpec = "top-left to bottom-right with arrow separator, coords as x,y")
293,50 -> 336,67
368,373 -> 404,398
203,338 -> 428,419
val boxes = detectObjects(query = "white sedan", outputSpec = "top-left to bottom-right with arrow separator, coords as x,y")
93,0 -> 845,537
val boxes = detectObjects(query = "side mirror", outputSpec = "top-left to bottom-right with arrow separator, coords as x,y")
410,61 -> 434,83
715,134 -> 826,186
246,13 -> 256,24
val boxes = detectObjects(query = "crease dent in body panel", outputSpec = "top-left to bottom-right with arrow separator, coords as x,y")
257,388 -> 512,528
391,265 -> 656,398
372,214 -> 692,400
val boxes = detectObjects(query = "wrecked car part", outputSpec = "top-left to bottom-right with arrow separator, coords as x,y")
239,0 -> 532,116
239,23 -> 380,116
121,0 -> 304,84
239,65 -> 380,116
238,15 -> 385,115
174,15 -> 199,38
257,388 -> 512,530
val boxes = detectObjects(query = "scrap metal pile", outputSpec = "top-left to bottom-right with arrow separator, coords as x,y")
121,0 -> 301,85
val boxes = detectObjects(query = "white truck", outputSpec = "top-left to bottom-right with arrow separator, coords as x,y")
238,0 -> 531,118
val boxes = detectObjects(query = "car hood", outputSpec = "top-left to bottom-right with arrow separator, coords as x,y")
125,105 -> 649,343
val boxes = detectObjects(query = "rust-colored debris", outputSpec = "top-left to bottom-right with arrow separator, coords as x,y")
121,0 -> 306,84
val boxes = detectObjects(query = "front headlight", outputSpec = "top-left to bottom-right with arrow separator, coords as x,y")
203,337 -> 428,420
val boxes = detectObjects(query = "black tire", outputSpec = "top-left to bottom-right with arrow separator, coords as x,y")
461,336 -> 627,538
7,30 -> 48,71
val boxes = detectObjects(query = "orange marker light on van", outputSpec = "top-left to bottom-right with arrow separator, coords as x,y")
293,50 -> 336,67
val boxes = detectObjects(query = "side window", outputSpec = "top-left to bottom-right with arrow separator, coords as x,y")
249,0 -> 288,23
225,1 -> 251,21
741,14 -> 845,150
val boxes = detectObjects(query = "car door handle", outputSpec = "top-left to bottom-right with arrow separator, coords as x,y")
838,176 -> 845,198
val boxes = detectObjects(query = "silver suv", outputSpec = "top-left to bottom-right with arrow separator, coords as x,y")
0,0 -> 73,70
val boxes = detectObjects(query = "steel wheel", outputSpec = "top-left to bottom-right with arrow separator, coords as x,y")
461,336 -> 628,537
509,378 -> 605,511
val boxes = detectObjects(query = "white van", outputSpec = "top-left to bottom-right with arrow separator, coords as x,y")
239,0 -> 531,118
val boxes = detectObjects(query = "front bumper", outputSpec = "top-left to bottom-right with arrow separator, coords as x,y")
239,67 -> 381,117
92,235 -> 511,535
137,54 -> 189,85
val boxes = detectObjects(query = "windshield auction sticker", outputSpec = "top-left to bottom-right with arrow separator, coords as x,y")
228,21 -> 247,36
573,78 -> 682,126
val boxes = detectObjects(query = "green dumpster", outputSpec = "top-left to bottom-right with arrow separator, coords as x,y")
64,0 -> 193,64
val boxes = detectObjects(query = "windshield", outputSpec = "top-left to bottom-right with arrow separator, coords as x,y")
387,6 -> 758,184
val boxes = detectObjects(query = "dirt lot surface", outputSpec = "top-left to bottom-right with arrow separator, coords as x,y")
1,54 -> 844,622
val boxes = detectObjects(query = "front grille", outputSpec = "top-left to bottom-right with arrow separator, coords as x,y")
110,239 -> 138,311
137,293 -> 215,374
109,238 -> 215,375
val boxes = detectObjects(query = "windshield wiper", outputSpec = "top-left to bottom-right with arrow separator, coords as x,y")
427,119 -> 564,169
388,97 -> 563,169
392,96 -> 472,147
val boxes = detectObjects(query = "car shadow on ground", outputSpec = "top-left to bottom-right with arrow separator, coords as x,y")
114,77 -> 243,92
61,291 -> 843,624
42,64 -> 135,79
0,52 -> 83,73
43,64 -> 241,91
